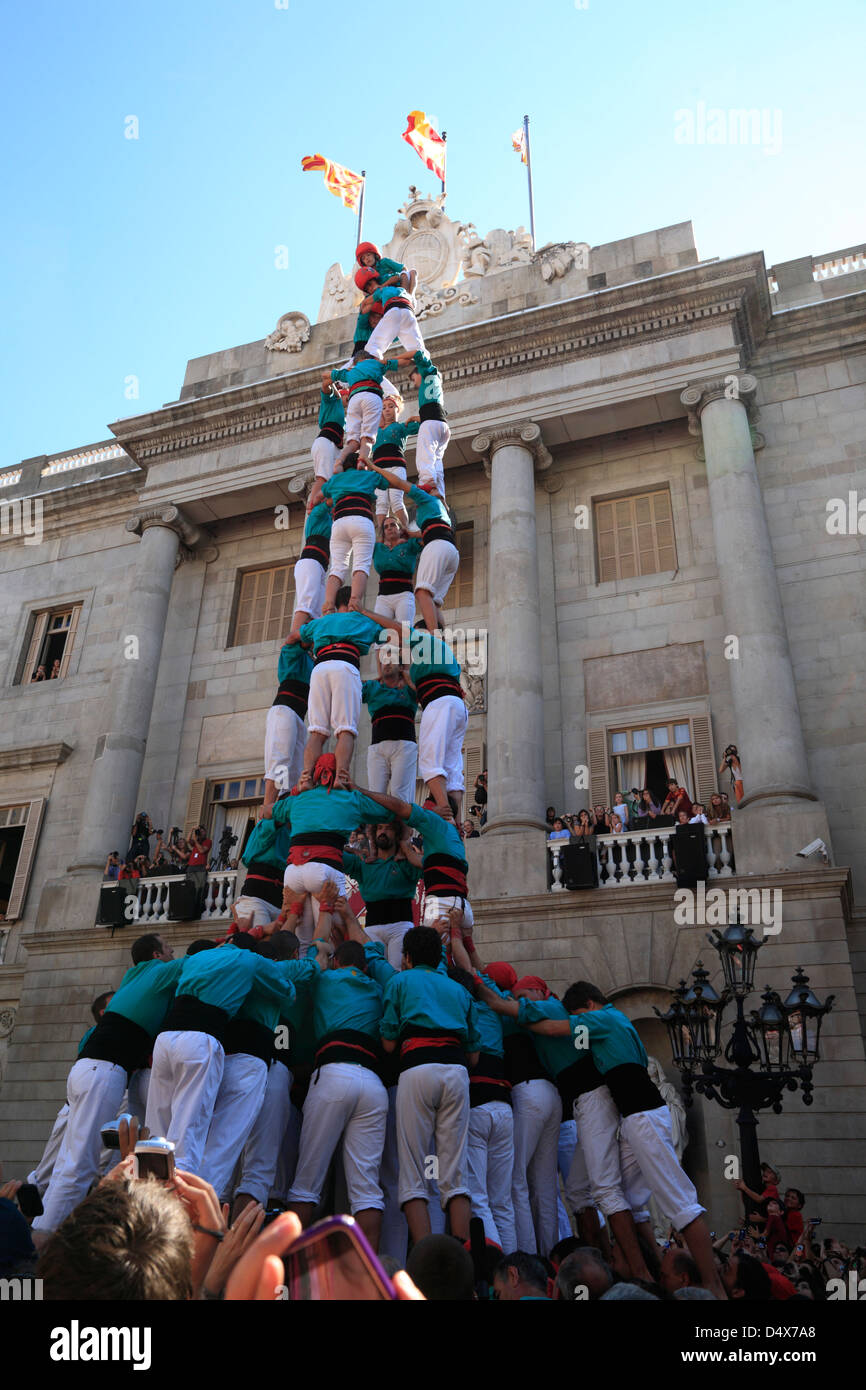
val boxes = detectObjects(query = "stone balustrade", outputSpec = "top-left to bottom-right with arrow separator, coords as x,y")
548,824 -> 735,891
106,871 -> 238,925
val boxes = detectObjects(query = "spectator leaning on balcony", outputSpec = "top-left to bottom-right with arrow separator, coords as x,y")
708,792 -> 731,823
545,806 -> 557,829
661,779 -> 693,821
548,818 -> 570,842
573,810 -> 593,840
611,793 -> 629,830
689,804 -> 708,825
625,789 -> 643,822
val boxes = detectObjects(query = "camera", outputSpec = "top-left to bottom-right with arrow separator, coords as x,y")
100,1113 -> 137,1149
133,1137 -> 176,1182
219,827 -> 238,847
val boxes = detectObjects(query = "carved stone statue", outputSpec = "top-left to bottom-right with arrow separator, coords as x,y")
460,671 -> 486,712
533,240 -> 590,283
264,310 -> 312,353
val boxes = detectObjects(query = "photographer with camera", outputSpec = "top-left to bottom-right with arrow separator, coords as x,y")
128,812 -> 153,863
174,826 -> 213,914
215,824 -> 238,871
719,744 -> 744,805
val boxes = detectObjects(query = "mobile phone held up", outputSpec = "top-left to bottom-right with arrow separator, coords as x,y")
280,1215 -> 397,1301
133,1137 -> 176,1182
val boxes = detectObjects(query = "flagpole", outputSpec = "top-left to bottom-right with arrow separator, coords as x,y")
441,132 -> 447,197
355,171 -> 366,258
523,115 -> 536,251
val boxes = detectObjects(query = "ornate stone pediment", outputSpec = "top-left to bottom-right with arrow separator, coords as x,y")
265,310 -> 312,353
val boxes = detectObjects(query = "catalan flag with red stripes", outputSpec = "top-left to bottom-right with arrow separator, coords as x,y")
402,111 -> 446,184
301,153 -> 364,211
512,125 -> 528,164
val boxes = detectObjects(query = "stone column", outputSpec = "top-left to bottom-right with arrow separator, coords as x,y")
681,378 -> 831,869
471,422 -> 551,836
69,505 -> 201,874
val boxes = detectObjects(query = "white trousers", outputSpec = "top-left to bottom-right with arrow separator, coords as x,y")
364,919 -> 414,970
264,704 -> 305,791
28,1103 -> 69,1195
232,894 -> 281,930
237,1060 -> 293,1206
364,306 -> 426,360
574,1085 -> 630,1217
374,590 -> 416,626
329,514 -> 376,580
557,1119 -> 577,1239
619,1106 -> 704,1231
128,1067 -> 150,1123
344,391 -> 383,441
145,1030 -> 225,1175
396,1062 -> 470,1209
311,434 -> 339,481
367,738 -> 418,806
375,463 -> 407,517
289,1062 -> 388,1213
416,419 -> 450,495
467,1100 -> 516,1252
307,659 -> 361,737
379,1086 -> 408,1264
293,556 -> 327,620
564,1128 -> 595,1212
422,895 -> 473,930
283,861 -> 347,902
415,538 -> 459,608
201,1052 -> 269,1200
33,1059 -> 127,1232
419,695 -> 468,791
511,1078 -> 561,1255
274,1098 -> 303,1203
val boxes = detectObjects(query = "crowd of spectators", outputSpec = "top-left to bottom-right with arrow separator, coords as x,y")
547,783 -> 732,843
104,814 -> 220,884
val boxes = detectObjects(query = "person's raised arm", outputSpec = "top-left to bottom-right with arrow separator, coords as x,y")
396,831 -> 423,868
364,459 -> 412,496
350,783 -> 413,824
334,896 -> 368,945
475,981 -> 520,1018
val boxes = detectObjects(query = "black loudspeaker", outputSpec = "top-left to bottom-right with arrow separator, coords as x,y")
97,884 -> 127,928
673,825 -> 708,886
561,841 -> 598,889
168,880 -> 200,921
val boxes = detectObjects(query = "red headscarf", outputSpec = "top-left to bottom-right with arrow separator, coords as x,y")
313,753 -> 336,786
515,975 -> 551,998
485,961 -> 518,992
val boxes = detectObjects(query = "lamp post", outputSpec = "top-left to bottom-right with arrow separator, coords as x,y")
655,921 -> 834,1206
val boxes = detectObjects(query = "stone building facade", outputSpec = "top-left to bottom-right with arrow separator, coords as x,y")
1,195 -> 864,1235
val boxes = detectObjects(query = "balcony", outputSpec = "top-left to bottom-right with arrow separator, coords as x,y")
110,870 -> 238,925
548,823 -> 734,891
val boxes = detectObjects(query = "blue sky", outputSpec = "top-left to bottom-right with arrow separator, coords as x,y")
2,0 -> 864,468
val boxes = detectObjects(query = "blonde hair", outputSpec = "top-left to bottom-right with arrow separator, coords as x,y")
384,392 -> 404,416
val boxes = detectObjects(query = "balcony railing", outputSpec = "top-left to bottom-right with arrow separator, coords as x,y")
119,870 -> 238,924
548,824 -> 734,891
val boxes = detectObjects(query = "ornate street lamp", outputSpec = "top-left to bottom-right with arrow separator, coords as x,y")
656,922 -> 834,1206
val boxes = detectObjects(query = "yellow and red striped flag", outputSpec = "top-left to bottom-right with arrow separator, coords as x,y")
511,125 -> 528,164
301,154 -> 364,211
402,111 -> 446,184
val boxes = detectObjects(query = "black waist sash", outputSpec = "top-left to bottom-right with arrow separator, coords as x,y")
556,1055 -> 604,1108
289,829 -> 345,869
364,896 -> 415,927
419,401 -> 448,423
314,1028 -> 382,1075
414,672 -> 463,709
377,569 -> 413,595
603,1063 -> 665,1118
161,995 -> 230,1048
272,676 -> 310,717
241,862 -> 283,909
315,641 -> 361,670
380,298 -> 412,313
224,1018 -> 273,1065
469,1051 -> 512,1108
420,515 -> 455,546
422,852 -> 468,897
317,423 -> 344,447
505,1032 -> 549,1087
333,491 -> 374,522
80,1013 -> 152,1079
300,537 -> 329,569
398,1025 -> 467,1073
371,705 -> 417,743
372,443 -> 407,468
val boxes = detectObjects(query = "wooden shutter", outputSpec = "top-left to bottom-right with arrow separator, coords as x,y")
587,728 -> 611,809
463,736 -> 485,804
690,714 -> 717,808
20,612 -> 48,684
58,604 -> 81,679
183,779 -> 208,838
5,797 -> 47,921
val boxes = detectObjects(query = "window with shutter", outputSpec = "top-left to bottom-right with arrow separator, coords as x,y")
690,714 -> 718,808
231,565 -> 296,647
17,604 -> 83,684
587,728 -> 611,808
453,525 -> 474,608
5,797 -> 46,921
594,489 -> 677,583
183,779 -> 208,839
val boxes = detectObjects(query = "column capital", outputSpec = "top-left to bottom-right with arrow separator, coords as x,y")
680,374 -> 758,436
472,421 -> 552,477
126,504 -> 204,552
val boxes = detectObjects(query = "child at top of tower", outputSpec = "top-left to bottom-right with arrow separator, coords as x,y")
355,241 -> 411,287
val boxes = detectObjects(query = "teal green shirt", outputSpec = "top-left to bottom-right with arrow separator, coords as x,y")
411,351 -> 444,408
105,959 -> 185,1039
176,944 -> 295,1017
372,538 -> 422,578
320,469 -> 387,509
517,997 -> 578,1080
406,804 -> 467,872
361,679 -> 419,720
452,978 -> 504,1057
331,358 -> 399,397
341,850 -> 420,903
299,610 -> 385,658
241,817 -> 290,873
304,501 -> 332,542
272,786 -> 394,839
408,630 -> 461,685
373,257 -> 405,281
373,421 -> 420,456
372,284 -> 413,311
406,483 -> 452,530
318,387 -> 345,431
303,942 -> 394,1043
77,1025 -> 95,1056
235,959 -> 319,1031
567,1004 -> 648,1074
381,964 -> 482,1047
277,642 -> 314,686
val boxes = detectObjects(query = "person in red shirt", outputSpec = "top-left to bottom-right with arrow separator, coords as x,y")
661,779 -> 693,820
735,1162 -> 780,1213
783,1187 -> 806,1246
